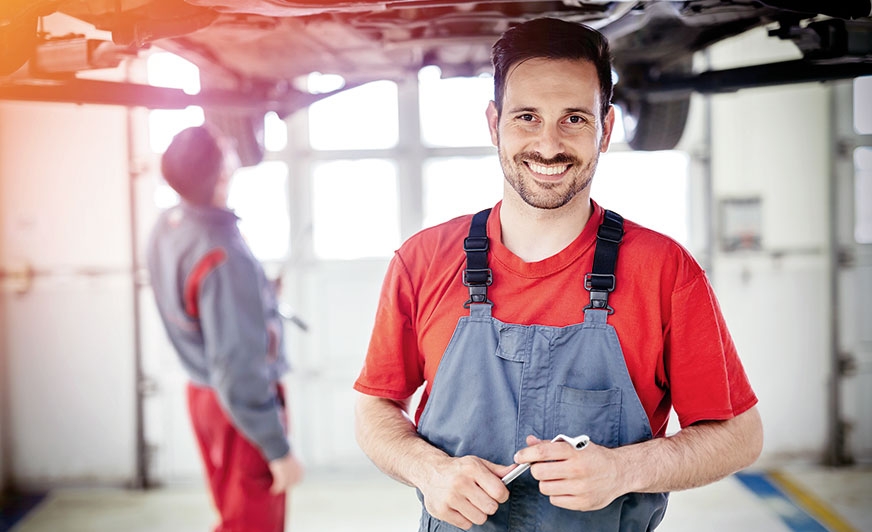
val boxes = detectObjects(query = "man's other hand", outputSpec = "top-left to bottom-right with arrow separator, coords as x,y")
268,453 -> 305,494
420,455 -> 511,530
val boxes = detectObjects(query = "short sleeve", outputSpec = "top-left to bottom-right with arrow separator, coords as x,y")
666,272 -> 758,428
354,252 -> 425,400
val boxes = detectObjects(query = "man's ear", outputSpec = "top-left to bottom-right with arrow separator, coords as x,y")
600,105 -> 616,153
486,100 -> 500,147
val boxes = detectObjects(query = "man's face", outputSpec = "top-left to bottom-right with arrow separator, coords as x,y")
487,58 -> 614,210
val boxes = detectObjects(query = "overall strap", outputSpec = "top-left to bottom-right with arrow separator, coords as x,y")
584,209 -> 624,314
463,208 -> 493,308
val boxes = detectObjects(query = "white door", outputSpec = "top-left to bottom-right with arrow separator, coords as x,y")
832,78 -> 872,463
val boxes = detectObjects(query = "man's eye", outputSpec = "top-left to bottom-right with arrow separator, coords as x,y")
519,114 -> 535,121
567,115 -> 586,124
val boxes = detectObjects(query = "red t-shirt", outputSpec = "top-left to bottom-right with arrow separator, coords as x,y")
354,201 -> 758,438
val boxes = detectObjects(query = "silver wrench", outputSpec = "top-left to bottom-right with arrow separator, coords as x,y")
501,434 -> 590,485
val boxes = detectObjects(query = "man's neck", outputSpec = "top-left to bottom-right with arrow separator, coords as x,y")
499,190 -> 593,263
211,191 -> 229,209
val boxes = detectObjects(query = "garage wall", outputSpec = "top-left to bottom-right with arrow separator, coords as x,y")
0,100 -> 138,488
707,29 -> 834,463
0,148 -> 6,492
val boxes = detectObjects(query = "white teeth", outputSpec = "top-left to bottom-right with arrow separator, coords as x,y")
528,162 -> 568,176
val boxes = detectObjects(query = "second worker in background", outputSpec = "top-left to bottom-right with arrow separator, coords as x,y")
147,125 -> 303,532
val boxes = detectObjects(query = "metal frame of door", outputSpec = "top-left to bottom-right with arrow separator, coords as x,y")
827,78 -> 872,465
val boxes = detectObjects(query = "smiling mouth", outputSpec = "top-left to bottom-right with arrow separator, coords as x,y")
525,161 -> 571,177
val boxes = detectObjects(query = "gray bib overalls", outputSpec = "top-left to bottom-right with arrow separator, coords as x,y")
416,209 -> 669,531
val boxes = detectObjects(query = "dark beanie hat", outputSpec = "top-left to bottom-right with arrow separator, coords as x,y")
160,126 -> 224,205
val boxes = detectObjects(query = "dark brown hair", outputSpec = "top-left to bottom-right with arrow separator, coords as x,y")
492,18 -> 613,123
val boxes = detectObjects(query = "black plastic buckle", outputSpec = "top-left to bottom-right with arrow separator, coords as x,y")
463,268 -> 493,287
463,268 -> 493,308
464,236 -> 489,253
584,273 -> 614,314
463,285 -> 492,308
597,225 -> 623,244
584,290 -> 614,314
584,273 -> 615,292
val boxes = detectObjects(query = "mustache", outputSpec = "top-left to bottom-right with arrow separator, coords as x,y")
514,152 -> 579,166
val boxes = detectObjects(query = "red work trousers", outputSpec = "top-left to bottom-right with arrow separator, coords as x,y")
187,382 -> 287,532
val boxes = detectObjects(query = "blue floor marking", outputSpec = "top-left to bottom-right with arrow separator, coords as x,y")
0,492 -> 47,532
735,472 -> 831,532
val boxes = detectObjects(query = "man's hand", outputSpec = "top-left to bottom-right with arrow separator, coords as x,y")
514,409 -> 764,512
419,455 -> 512,530
268,453 -> 305,495
515,435 -> 622,512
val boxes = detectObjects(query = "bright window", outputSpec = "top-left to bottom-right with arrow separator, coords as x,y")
228,161 -> 291,261
610,104 -> 627,144
146,52 -> 203,153
308,81 -> 399,150
147,52 -> 200,94
264,111 -> 288,152
422,156 -> 503,228
148,108 -> 205,154
418,66 -> 494,148
312,159 -> 400,259
854,147 -> 872,244
591,151 -> 690,245
308,72 -> 346,94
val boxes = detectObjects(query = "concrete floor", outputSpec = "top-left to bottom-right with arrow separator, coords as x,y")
5,465 -> 871,532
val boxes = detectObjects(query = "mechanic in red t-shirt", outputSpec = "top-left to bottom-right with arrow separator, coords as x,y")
354,18 -> 762,532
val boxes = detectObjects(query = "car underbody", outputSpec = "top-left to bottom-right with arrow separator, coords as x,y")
2,0 -> 871,152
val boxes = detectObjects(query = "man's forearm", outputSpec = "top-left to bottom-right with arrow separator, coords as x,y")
354,393 -> 450,488
617,406 -> 763,494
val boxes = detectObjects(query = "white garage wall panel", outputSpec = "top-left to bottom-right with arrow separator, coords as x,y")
0,101 -> 137,487
0,181 -> 6,491
708,29 -> 832,462
285,260 -> 389,474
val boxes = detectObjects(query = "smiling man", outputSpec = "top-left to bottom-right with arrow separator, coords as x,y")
354,18 -> 763,531
492,59 -> 603,213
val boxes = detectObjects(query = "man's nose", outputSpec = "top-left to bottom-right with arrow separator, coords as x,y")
533,123 -> 565,158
